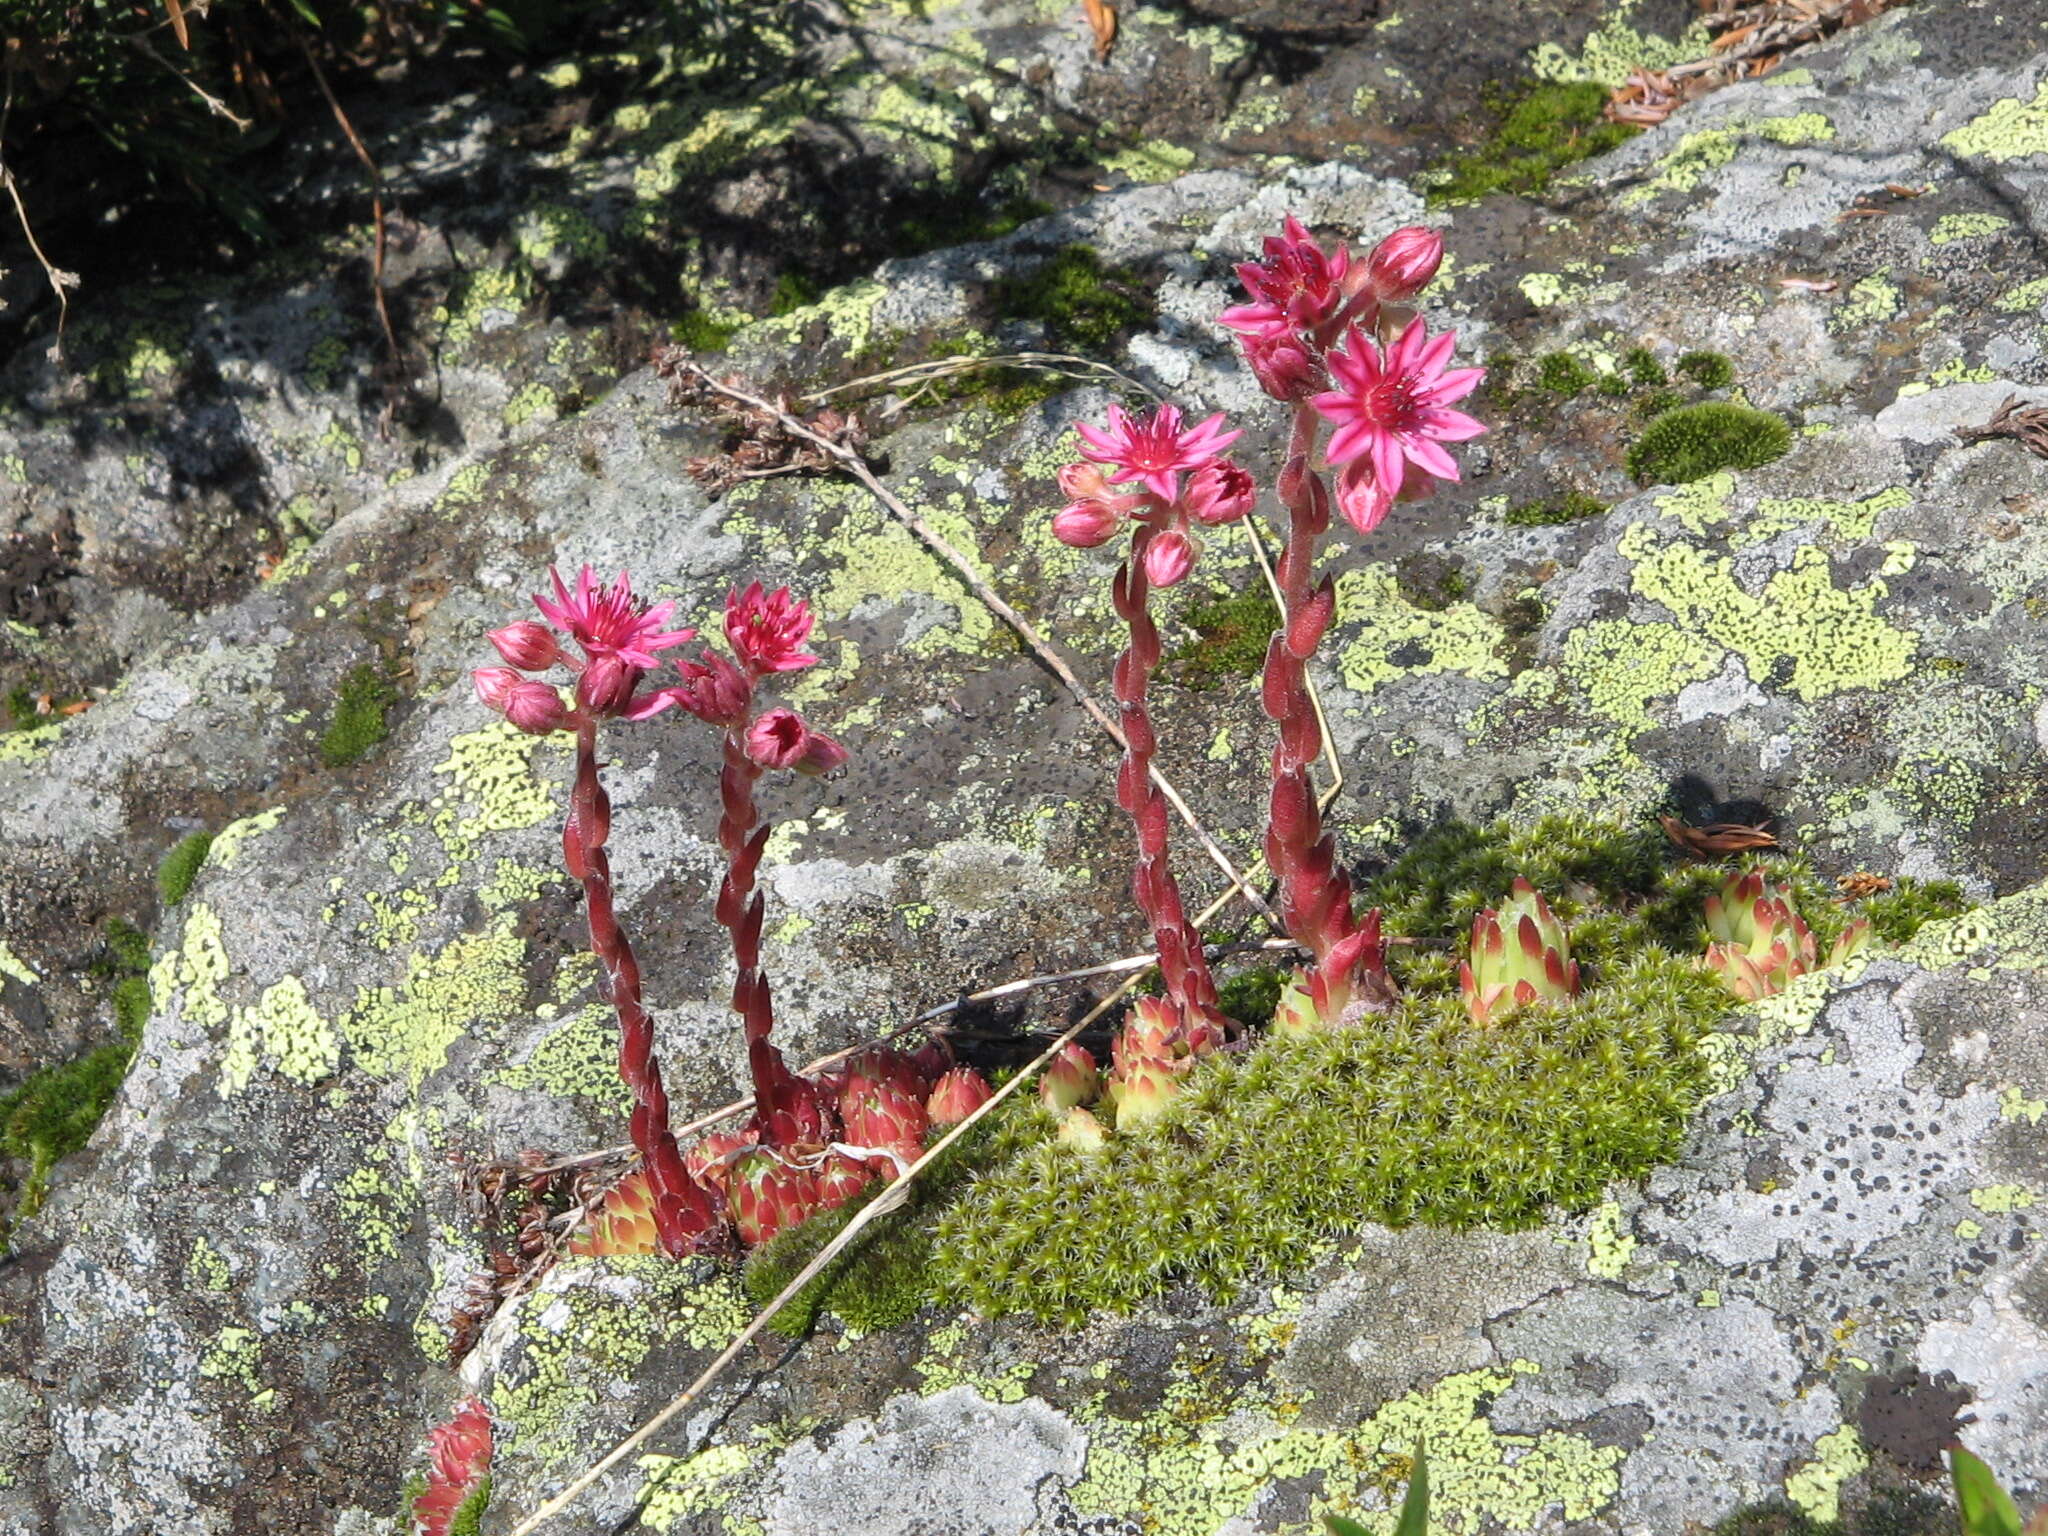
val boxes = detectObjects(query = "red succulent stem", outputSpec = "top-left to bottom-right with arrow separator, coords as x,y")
714,722 -> 820,1148
1114,526 -> 1224,1036
568,715 -> 719,1256
1259,401 -> 1386,1001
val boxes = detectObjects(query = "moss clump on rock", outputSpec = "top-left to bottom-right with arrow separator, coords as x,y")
1676,349 -> 1736,389
1857,877 -> 1972,946
1172,583 -> 1281,687
1624,347 -> 1668,387
1535,351 -> 1600,395
1429,82 -> 1641,204
757,817 -> 1851,1331
1627,401 -> 1792,484
1,1040 -> 134,1224
157,830 -> 214,906
320,662 -> 398,768
994,245 -> 1155,354
1506,490 -> 1607,526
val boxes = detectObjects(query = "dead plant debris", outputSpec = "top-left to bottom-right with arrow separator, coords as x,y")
1955,395 -> 2048,461
1606,0 -> 1911,126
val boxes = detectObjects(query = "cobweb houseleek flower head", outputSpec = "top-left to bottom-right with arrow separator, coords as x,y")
1313,317 -> 1486,534
1073,402 -> 1241,504
1226,213 -> 1353,330
473,564 -> 698,728
533,564 -> 697,670
726,580 -> 821,676
1056,410 -> 1254,588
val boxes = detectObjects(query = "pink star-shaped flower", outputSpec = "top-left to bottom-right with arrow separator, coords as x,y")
1072,404 -> 1242,504
1311,317 -> 1485,522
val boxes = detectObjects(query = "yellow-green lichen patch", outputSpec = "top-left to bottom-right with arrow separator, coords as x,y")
747,278 -> 888,358
1617,130 -> 1738,208
490,1005 -> 630,1109
337,1155 -> 407,1267
514,202 -> 610,265
1334,568 -> 1509,693
340,917 -> 528,1089
434,462 -> 492,521
1830,270 -> 1902,333
1099,140 -> 1198,184
1930,212 -> 2011,244
1999,1085 -> 2046,1125
1738,486 -> 1911,548
0,940 -> 36,988
914,1319 -> 1038,1403
1754,113 -> 1834,145
803,479 -> 999,658
1528,0 -> 1709,87
503,383 -> 558,429
1656,473 -> 1738,536
428,722 -> 561,869
638,1442 -> 764,1534
1784,1424 -> 1868,1523
1619,524 -> 1918,702
1067,1357 -> 1622,1536
1995,276 -> 2048,312
198,1325 -> 263,1394
1941,77 -> 2048,161
187,1235 -> 232,1292
434,265 -> 534,353
629,81 -> 829,205
492,1259 -> 750,1475
1583,1200 -> 1636,1278
0,722 -> 63,765
149,904 -> 231,1030
1968,1183 -> 2037,1213
207,807 -> 284,869
478,859 -> 562,912
1558,619 -> 1720,732
220,976 -> 340,1097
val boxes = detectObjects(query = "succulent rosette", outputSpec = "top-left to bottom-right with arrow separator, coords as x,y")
1460,878 -> 1581,1026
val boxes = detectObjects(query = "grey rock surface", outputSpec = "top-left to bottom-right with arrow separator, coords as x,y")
2,0 -> 2047,1533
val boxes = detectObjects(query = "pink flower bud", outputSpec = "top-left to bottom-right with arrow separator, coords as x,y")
487,620 -> 561,671
1142,526 -> 1199,588
576,654 -> 639,715
1184,460 -> 1255,526
1052,499 -> 1124,548
665,651 -> 752,728
1367,225 -> 1444,302
793,727 -> 848,777
473,667 -> 521,712
1057,461 -> 1119,502
504,680 -> 570,735
1240,327 -> 1321,403
746,708 -> 848,775
1335,458 -> 1394,536
925,1066 -> 993,1127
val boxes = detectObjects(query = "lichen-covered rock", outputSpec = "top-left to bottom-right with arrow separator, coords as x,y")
3,0 -> 2048,1532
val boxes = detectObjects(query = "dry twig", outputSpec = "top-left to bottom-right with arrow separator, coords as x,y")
1606,0 -> 1909,125
1955,395 -> 2048,461
799,350 -> 1161,413
297,36 -> 401,373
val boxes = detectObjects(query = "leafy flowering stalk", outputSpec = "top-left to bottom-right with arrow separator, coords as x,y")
649,583 -> 847,1172
474,566 -> 720,1255
1222,217 -> 1486,1029
1054,406 -> 1254,1111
